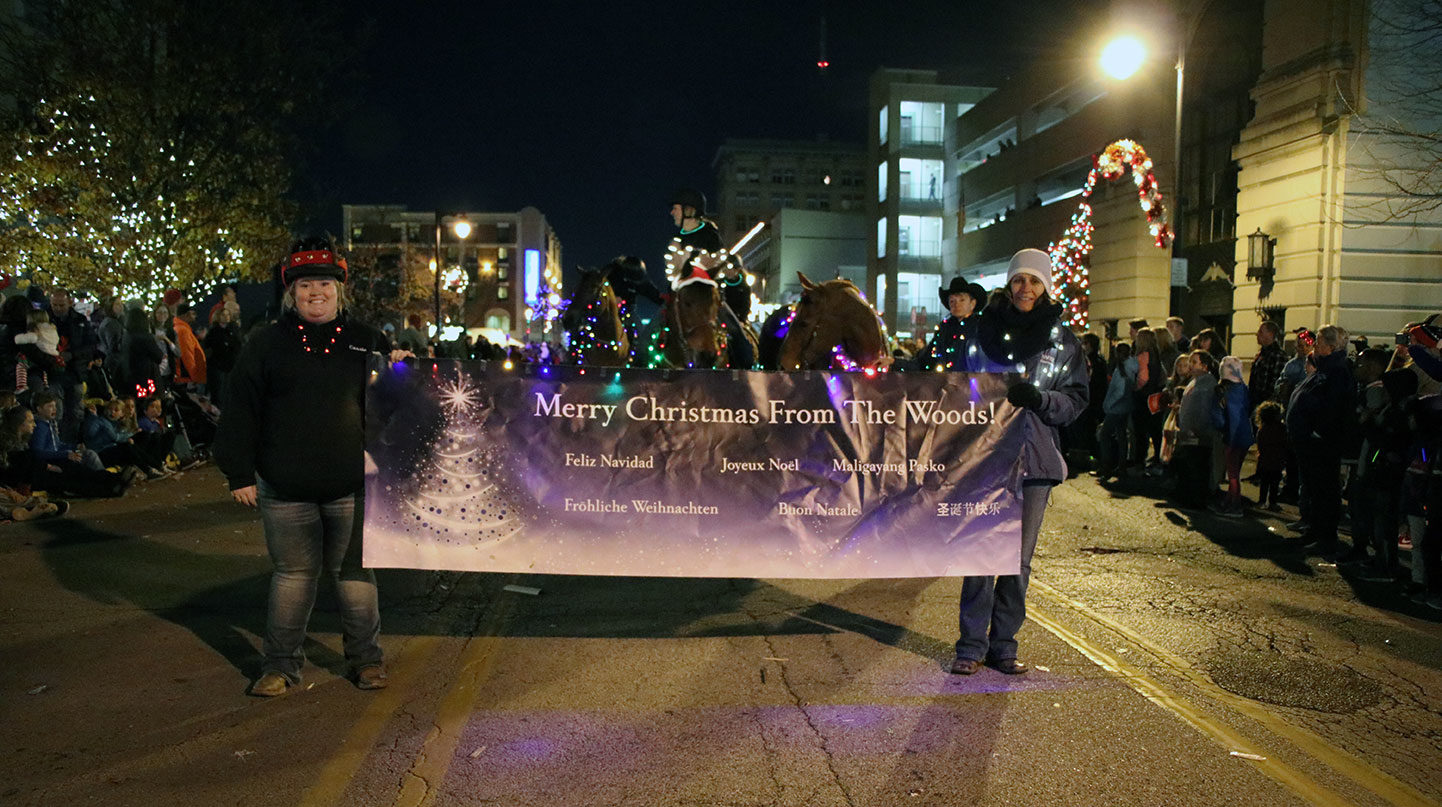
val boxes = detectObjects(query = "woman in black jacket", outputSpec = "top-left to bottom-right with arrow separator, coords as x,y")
214,236 -> 412,698
121,307 -> 164,399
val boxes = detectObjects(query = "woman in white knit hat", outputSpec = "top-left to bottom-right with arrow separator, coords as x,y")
950,248 -> 1090,676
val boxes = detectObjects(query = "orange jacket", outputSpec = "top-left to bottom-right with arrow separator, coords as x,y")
173,316 -> 208,384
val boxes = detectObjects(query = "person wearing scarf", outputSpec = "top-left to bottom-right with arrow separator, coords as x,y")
949,249 -> 1089,676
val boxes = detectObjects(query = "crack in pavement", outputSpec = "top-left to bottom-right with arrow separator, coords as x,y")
744,605 -> 857,807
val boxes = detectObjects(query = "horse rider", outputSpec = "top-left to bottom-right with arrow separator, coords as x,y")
916,277 -> 987,370
667,189 -> 755,320
666,188 -> 755,367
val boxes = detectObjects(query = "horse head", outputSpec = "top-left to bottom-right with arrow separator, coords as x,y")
777,272 -> 887,371
664,279 -> 723,367
563,263 -> 627,366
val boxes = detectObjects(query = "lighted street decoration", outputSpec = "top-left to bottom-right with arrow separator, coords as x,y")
1,95 -> 262,298
1047,138 -> 1173,329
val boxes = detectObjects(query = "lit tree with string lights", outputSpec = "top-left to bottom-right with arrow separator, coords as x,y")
0,0 -> 349,297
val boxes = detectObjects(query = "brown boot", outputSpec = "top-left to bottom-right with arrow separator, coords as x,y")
355,664 -> 389,690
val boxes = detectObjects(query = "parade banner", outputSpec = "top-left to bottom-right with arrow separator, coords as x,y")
363,360 -> 1027,578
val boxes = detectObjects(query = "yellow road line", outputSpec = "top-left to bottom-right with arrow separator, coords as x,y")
394,594 -> 516,807
297,634 -> 446,807
1032,579 -> 1436,807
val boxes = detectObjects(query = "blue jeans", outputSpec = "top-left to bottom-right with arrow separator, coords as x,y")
256,479 -> 382,682
955,484 -> 1051,662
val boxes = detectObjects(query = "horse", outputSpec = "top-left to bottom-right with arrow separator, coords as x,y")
561,263 -> 629,367
653,278 -> 758,369
775,272 -> 891,371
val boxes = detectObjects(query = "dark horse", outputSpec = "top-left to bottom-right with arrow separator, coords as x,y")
561,263 -> 629,367
653,280 -> 757,369
769,272 -> 890,371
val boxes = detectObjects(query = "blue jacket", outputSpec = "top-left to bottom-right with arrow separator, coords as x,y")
29,418 -> 74,462
1213,381 -> 1254,450
1103,358 -> 1137,415
83,412 -> 122,453
959,314 -> 1089,483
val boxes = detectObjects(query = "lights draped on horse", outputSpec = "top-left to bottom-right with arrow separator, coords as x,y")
561,262 -> 629,367
767,272 -> 891,371
648,266 -> 758,369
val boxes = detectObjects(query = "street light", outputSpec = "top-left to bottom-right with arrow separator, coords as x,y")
1245,227 -> 1275,280
1099,36 -> 1145,80
1100,30 -> 1184,256
433,213 -> 471,332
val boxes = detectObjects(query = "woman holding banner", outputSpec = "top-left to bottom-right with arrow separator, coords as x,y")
950,248 -> 1089,676
214,236 -> 411,697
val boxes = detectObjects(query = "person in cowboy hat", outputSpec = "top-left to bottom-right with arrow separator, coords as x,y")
915,276 -> 987,370
214,235 -> 413,697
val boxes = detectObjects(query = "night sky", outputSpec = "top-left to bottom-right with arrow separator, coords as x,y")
299,1 -> 1088,280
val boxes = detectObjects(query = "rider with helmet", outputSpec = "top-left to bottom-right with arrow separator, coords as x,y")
665,188 -> 754,367
667,188 -> 754,324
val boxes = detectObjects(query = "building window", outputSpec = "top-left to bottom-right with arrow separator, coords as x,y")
877,218 -> 887,259
770,193 -> 793,208
877,162 -> 888,203
805,195 -> 820,210
899,101 -> 944,144
897,215 -> 941,257
735,166 -> 754,183
497,285 -> 509,300
736,216 -> 749,231
879,105 -> 888,145
899,158 -> 943,200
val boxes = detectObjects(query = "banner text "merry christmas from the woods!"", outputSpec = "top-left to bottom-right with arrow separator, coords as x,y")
363,362 -> 1027,578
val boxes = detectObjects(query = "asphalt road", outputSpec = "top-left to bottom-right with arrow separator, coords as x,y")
2,466 -> 1439,806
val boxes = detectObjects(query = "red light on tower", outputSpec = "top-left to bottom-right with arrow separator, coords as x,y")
817,59 -> 830,69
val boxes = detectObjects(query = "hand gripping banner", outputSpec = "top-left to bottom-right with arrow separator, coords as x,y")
364,360 -> 1026,578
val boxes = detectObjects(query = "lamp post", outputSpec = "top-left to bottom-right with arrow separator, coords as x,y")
1100,27 -> 1187,256
433,212 -> 471,335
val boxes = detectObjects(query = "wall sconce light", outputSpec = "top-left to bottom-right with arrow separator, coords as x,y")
1246,228 -> 1275,280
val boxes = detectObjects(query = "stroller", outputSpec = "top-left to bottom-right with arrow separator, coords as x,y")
164,387 -> 220,464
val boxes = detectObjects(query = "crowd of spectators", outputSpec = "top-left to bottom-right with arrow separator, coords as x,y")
0,280 -> 573,525
1071,316 -> 1442,612
0,285 -> 236,522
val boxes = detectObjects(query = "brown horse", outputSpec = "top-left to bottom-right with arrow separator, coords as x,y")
656,280 -> 758,369
561,264 -> 629,367
777,272 -> 890,371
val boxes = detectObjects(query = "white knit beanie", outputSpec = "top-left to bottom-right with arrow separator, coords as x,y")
1006,248 -> 1055,298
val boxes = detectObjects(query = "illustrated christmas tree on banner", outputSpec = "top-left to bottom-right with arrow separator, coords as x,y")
403,371 -> 526,547
1048,139 -> 1174,329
